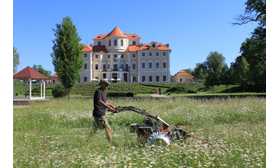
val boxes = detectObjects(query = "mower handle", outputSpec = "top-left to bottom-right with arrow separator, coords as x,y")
110,106 -> 123,116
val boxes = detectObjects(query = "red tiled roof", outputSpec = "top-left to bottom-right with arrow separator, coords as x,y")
93,46 -> 107,53
125,42 -> 171,52
93,34 -> 107,40
106,26 -> 127,38
93,27 -> 141,40
81,44 -> 92,52
13,66 -> 48,79
174,70 -> 194,78
140,43 -> 171,51
125,45 -> 139,52
126,34 -> 141,39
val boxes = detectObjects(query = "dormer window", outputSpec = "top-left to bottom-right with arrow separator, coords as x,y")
150,42 -> 158,49
133,41 -> 136,45
98,41 -> 101,46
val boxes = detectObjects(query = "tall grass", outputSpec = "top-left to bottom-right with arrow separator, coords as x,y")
13,97 -> 266,167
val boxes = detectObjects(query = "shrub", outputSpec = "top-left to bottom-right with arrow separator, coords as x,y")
51,84 -> 68,98
107,92 -> 134,97
167,85 -> 187,93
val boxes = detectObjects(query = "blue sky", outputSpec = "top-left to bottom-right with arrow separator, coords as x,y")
13,0 -> 259,75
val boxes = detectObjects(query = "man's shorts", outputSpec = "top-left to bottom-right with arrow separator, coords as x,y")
93,116 -> 110,130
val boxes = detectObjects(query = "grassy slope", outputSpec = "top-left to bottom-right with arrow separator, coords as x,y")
14,83 -> 264,99
13,97 -> 266,167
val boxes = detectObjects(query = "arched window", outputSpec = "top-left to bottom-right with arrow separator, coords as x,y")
98,41 -> 101,46
114,39 -> 118,46
132,41 -> 136,45
121,39 -> 123,46
109,40 -> 111,46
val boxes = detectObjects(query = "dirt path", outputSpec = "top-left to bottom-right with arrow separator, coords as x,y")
149,94 -> 169,98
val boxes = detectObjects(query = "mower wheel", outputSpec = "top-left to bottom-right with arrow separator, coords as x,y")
148,132 -> 171,146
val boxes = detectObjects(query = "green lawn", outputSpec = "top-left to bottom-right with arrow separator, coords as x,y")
13,97 -> 266,167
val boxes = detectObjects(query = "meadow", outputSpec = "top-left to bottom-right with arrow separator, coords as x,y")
13,97 -> 266,167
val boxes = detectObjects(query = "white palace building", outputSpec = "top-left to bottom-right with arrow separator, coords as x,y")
80,27 -> 171,83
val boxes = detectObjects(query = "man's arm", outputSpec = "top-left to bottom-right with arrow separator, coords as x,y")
97,100 -> 115,111
106,102 -> 116,109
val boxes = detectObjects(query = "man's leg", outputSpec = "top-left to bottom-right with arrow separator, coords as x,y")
106,127 -> 112,143
90,118 -> 99,138
101,116 -> 112,143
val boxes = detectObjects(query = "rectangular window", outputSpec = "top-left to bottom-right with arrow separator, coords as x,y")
84,53 -> 87,57
95,64 -> 98,70
121,55 -> 124,58
132,63 -> 136,69
163,52 -> 166,56
163,75 -> 167,82
107,64 -> 110,69
142,76 -> 146,82
180,78 -> 182,82
149,62 -> 152,69
132,54 -> 136,58
156,52 -> 159,56
149,52 -> 152,56
156,76 -> 160,82
142,52 -> 145,57
84,63 -> 87,70
156,62 -> 159,69
84,76 -> 87,83
133,76 -> 137,82
163,62 -> 167,69
149,75 -> 153,82
142,62 -> 145,69
95,54 -> 98,58
103,64 -> 106,70
114,54 -> 117,58
108,55 -> 110,58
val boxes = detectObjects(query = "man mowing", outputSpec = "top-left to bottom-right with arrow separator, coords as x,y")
91,80 -> 116,144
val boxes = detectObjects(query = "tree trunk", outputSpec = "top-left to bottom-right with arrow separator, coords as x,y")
68,90 -> 70,101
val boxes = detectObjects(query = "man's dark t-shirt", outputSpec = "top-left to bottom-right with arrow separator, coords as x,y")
93,88 -> 106,117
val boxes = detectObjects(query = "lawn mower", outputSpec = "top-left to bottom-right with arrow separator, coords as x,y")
112,106 -> 215,147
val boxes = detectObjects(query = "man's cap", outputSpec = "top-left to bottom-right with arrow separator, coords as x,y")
99,80 -> 110,85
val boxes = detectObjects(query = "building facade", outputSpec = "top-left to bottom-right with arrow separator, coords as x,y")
171,70 -> 194,83
80,27 -> 171,83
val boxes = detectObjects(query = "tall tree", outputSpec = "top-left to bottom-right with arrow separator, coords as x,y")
220,64 -> 232,91
13,47 -> 20,74
205,68 -> 216,93
51,16 -> 84,100
233,0 -> 266,26
204,51 -> 226,92
239,28 -> 266,86
193,63 -> 206,81
232,0 -> 266,92
231,56 -> 250,92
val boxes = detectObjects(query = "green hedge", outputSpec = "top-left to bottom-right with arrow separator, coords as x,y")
106,92 -> 134,97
